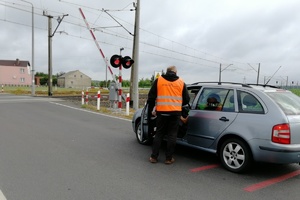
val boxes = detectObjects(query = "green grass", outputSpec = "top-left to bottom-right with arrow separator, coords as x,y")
2,86 -> 111,96
290,89 -> 300,96
81,104 -> 134,120
1,85 -> 149,96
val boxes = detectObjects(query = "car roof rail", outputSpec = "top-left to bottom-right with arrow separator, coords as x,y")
247,83 -> 279,88
189,81 -> 252,88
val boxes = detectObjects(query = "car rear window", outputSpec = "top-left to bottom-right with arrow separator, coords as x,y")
266,91 -> 300,115
237,91 -> 264,114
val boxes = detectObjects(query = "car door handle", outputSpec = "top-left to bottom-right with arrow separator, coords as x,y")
219,117 -> 229,122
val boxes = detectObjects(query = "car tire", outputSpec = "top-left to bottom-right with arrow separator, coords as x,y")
219,138 -> 252,173
135,120 -> 152,145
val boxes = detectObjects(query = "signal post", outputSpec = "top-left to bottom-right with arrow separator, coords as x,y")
110,54 -> 134,110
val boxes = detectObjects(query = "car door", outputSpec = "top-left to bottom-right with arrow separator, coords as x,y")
139,103 -> 149,140
186,88 -> 238,148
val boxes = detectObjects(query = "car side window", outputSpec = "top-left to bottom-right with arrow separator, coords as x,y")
188,87 -> 201,105
237,91 -> 264,114
196,88 -> 232,111
222,90 -> 235,112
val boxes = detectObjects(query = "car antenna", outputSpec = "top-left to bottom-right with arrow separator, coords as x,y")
264,66 -> 282,86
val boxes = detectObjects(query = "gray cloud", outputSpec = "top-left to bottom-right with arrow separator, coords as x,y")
1,0 -> 299,85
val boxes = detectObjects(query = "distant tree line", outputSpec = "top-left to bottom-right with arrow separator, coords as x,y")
35,72 -> 156,88
93,76 -> 154,88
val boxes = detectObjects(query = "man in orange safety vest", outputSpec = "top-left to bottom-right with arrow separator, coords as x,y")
147,66 -> 190,164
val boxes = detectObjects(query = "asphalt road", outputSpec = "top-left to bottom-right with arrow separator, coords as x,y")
0,93 -> 300,200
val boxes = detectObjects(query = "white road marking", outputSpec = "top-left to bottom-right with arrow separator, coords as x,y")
0,190 -> 7,200
0,100 -> 129,200
0,97 -> 64,103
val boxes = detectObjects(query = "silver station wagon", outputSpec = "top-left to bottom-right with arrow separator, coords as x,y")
132,82 -> 300,173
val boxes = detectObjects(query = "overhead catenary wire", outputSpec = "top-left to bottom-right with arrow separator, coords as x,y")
0,1 -> 255,67
79,7 -> 116,82
55,0 -> 261,67
0,19 -> 261,80
0,0 -> 272,81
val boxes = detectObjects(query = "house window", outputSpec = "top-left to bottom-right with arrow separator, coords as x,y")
20,68 -> 25,74
74,75 -> 76,77
80,75 -> 83,78
71,81 -> 73,84
20,78 -> 25,82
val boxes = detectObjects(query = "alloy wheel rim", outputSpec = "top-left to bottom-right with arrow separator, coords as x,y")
223,142 -> 245,169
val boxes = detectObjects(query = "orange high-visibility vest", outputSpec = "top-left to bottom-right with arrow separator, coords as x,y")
156,77 -> 184,112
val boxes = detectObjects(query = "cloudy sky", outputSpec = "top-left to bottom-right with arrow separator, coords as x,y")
1,0 -> 300,85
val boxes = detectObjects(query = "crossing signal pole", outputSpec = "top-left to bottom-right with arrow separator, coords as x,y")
110,53 -> 134,109
79,4 -> 138,109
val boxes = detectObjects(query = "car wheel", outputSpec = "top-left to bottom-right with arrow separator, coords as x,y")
135,121 -> 152,145
219,138 -> 252,173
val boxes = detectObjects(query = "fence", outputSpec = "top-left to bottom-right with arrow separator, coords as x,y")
76,90 -> 147,115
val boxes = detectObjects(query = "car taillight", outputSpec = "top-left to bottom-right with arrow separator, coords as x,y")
272,124 -> 290,144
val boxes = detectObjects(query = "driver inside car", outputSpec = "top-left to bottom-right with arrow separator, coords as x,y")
205,94 -> 222,111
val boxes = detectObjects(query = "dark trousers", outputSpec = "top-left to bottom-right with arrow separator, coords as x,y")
151,114 -> 180,160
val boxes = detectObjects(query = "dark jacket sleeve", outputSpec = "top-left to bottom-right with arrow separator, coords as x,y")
182,83 -> 190,106
147,79 -> 158,116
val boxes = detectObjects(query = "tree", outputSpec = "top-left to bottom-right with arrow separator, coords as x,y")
35,72 -> 47,77
40,77 -> 48,85
150,74 -> 155,85
57,71 -> 65,77
35,72 -> 58,86
139,78 -> 152,88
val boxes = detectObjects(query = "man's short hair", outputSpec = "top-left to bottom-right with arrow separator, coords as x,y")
167,66 -> 177,73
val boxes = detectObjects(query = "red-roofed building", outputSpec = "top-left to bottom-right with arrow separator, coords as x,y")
0,59 -> 32,86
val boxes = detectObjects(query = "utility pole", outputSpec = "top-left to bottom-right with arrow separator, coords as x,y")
47,14 -> 53,96
43,12 -> 68,96
218,63 -> 233,84
248,63 -> 260,84
257,63 -> 260,84
131,0 -> 140,110
218,63 -> 222,83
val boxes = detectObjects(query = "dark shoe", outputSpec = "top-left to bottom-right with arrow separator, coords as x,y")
165,158 -> 175,165
149,157 -> 158,163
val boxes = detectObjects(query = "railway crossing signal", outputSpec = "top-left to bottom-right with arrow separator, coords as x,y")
110,55 -> 134,69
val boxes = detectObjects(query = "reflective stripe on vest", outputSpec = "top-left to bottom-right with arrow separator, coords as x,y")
156,77 -> 184,112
